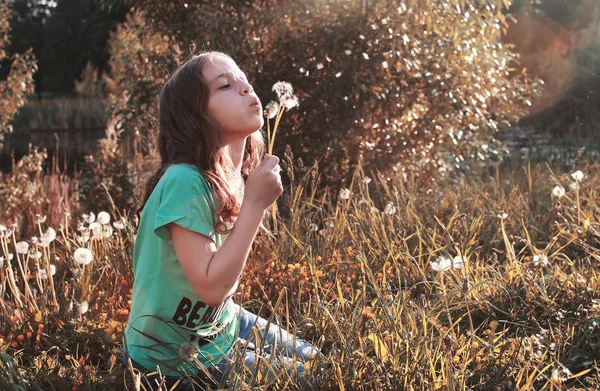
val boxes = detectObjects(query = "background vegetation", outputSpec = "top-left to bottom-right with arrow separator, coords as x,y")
0,0 -> 599,389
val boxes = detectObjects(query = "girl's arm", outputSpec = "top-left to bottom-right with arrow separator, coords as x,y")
170,155 -> 282,307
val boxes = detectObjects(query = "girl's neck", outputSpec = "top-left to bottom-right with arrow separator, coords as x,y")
226,136 -> 247,178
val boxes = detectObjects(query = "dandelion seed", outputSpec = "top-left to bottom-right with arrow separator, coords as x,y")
384,202 -> 396,215
335,71 -> 342,78
83,212 -> 95,224
571,170 -> 584,181
0,224 -> 6,232
78,301 -> 89,315
74,248 -> 93,265
16,241 -> 29,254
316,62 -> 324,70
113,221 -> 125,230
533,254 -> 550,266
497,212 -> 508,219
0,257 -> 3,268
552,186 -> 565,198
339,188 -> 351,200
382,61 -> 389,69
50,264 -> 56,276
344,50 -> 352,55
362,53 -> 370,60
363,176 -> 372,184
264,101 -> 279,119
569,182 -> 578,191
97,211 -> 111,225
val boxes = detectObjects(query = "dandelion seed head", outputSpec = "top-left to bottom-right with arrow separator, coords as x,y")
362,176 -> 372,184
74,248 -> 93,265
102,225 -> 113,238
31,251 -> 42,260
431,256 -> 452,272
569,182 -> 578,191
15,241 -> 29,255
89,222 -> 102,237
552,186 -> 565,198
41,227 -> 56,244
339,188 -> 351,200
113,221 -> 125,230
571,170 -> 584,181
83,212 -> 95,224
533,254 -> 550,266
78,301 -> 89,315
272,81 -> 294,99
97,211 -> 111,225
178,342 -> 199,361
50,264 -> 56,276
38,269 -> 48,280
497,212 -> 508,219
283,95 -> 299,110
265,101 -> 279,119
384,202 -> 396,215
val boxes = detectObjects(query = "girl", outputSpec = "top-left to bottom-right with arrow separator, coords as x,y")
123,51 -> 319,389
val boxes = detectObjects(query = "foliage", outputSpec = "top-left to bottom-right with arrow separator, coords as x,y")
0,146 -> 76,235
103,0 -> 538,186
0,0 -> 36,148
0,154 -> 599,389
7,0 -> 128,94
78,117 -> 137,216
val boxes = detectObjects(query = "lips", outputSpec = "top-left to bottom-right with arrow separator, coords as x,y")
250,98 -> 260,107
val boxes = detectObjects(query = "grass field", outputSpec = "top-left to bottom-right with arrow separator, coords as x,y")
0,153 -> 599,390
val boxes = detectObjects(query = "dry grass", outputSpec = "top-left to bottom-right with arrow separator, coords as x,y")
0,152 -> 599,390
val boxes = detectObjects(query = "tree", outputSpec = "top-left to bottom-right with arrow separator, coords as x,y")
8,0 -> 128,95
0,0 -> 36,147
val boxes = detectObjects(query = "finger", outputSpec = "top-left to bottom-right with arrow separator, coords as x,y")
262,156 -> 279,172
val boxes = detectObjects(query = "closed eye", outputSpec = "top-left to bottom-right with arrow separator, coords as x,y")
218,84 -> 231,90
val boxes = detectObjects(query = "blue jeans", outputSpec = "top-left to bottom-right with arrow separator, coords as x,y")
209,304 -> 319,383
125,304 -> 319,390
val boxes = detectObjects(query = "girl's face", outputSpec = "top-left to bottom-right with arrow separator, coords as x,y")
202,55 -> 263,141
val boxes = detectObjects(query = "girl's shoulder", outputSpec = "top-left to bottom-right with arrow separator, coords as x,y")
162,163 -> 205,180
160,163 -> 211,191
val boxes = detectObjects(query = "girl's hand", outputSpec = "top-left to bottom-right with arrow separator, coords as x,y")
244,154 -> 283,210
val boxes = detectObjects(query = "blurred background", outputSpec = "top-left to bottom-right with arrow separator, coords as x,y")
1,0 -> 599,199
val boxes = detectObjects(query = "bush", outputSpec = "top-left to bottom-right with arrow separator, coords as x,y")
103,0 -> 538,185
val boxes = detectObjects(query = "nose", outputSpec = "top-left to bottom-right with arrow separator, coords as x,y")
240,80 -> 253,95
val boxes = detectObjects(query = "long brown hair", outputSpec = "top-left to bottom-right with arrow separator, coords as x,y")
139,52 -> 265,234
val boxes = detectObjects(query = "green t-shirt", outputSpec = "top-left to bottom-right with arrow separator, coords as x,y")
124,164 -> 239,376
